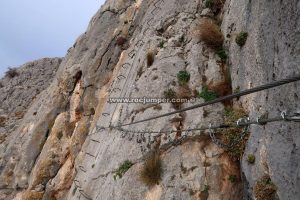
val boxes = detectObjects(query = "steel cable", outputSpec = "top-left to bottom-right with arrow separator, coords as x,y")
112,75 -> 300,128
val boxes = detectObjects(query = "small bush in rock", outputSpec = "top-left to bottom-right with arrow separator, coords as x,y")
247,154 -> 255,164
179,35 -> 185,43
236,32 -> 248,47
72,187 -> 77,195
159,40 -> 166,48
0,116 -> 6,127
164,88 -> 183,110
228,175 -> 237,183
254,175 -> 277,200
177,70 -> 190,85
205,0 -> 214,8
116,36 -> 127,46
203,185 -> 210,192
204,0 -> 226,13
198,86 -> 218,102
216,48 -> 228,61
198,18 -> 224,48
114,160 -> 133,180
176,85 -> 192,99
146,50 -> 155,67
5,67 -> 19,78
164,89 -> 176,100
140,151 -> 162,186
222,108 -> 248,160
200,184 -> 210,199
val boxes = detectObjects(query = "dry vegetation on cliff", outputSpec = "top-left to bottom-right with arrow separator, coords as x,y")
197,18 -> 224,48
140,151 -> 162,186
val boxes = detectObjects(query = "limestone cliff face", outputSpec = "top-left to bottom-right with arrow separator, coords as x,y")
0,0 -> 299,200
0,58 -> 62,198
0,58 -> 62,130
222,1 -> 300,199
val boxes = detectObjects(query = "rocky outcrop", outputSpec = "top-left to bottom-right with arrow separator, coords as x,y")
222,1 -> 300,199
0,57 -> 61,199
0,58 -> 62,130
0,0 -> 299,200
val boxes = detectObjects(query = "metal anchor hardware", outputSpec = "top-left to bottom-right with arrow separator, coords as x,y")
282,110 -> 300,122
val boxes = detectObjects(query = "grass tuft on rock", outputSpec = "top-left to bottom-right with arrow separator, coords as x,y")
247,154 -> 255,164
146,50 -> 155,67
222,108 -> 248,160
198,86 -> 218,102
204,0 -> 226,13
205,0 -> 214,8
164,88 -> 176,100
5,67 -> 19,78
159,40 -> 166,48
216,48 -> 228,61
254,175 -> 277,200
164,88 -> 185,110
114,160 -> 133,180
228,175 -> 237,183
140,151 -> 162,186
0,116 -> 6,127
203,185 -> 210,192
116,35 -> 127,46
198,18 -> 224,48
235,32 -> 248,47
177,70 -> 190,85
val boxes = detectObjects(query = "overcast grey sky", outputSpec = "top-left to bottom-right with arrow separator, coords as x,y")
0,0 -> 105,77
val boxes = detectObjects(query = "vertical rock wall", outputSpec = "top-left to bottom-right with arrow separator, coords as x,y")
222,0 -> 300,199
0,0 -> 299,200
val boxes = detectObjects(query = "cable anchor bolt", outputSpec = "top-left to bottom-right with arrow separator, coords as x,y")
284,110 -> 300,122
237,117 -> 250,127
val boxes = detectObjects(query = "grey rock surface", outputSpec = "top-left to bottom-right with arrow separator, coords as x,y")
0,57 -> 61,199
0,58 -> 62,129
222,0 -> 300,199
0,57 -> 61,142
